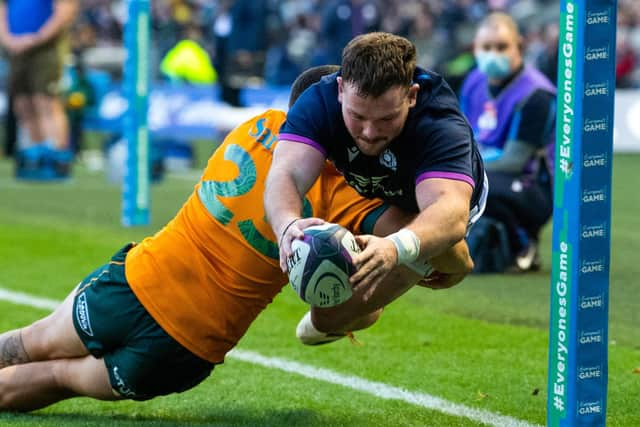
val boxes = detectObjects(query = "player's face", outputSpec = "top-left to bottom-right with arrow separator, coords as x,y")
338,78 -> 419,156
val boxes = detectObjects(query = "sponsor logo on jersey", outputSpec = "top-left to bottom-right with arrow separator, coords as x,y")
112,366 -> 137,398
75,293 -> 94,337
347,145 -> 359,162
346,172 -> 403,198
379,149 -> 397,171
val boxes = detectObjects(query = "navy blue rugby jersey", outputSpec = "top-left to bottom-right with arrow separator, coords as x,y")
279,67 -> 485,213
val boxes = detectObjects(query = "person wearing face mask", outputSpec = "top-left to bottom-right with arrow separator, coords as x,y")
460,12 -> 556,273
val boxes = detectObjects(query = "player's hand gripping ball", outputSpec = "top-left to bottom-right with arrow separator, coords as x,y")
287,223 -> 360,307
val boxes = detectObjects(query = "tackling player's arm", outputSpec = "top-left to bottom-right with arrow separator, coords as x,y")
265,140 -> 326,271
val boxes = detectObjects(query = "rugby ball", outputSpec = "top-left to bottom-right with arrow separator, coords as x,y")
287,223 -> 360,307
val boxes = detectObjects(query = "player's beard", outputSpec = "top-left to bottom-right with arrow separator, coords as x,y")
355,136 -> 390,156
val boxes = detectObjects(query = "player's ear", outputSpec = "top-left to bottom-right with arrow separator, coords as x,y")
407,83 -> 420,108
337,76 -> 343,103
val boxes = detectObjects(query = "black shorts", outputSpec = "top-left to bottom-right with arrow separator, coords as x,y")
72,244 -> 215,400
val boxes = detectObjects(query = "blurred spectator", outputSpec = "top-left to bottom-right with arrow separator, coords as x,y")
317,0 -> 381,65
60,1 -> 640,91
460,12 -> 556,273
211,0 -> 235,103
222,0 -> 270,106
527,20 -> 559,84
64,18 -> 97,154
617,5 -> 638,88
160,24 -> 217,85
0,0 -> 79,180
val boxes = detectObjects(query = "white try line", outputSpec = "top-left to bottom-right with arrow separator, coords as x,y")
0,286 -> 541,427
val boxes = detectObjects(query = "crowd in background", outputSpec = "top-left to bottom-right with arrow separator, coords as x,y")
73,0 -> 640,100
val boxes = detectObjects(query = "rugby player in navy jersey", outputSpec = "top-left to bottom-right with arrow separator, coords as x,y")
264,32 -> 488,344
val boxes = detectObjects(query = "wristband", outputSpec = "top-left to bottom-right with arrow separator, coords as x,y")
385,228 -> 421,265
279,217 -> 301,247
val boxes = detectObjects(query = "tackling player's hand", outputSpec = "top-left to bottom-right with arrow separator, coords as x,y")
349,234 -> 398,302
278,216 -> 325,272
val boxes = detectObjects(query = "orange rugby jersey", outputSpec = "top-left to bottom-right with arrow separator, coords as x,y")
125,109 -> 384,363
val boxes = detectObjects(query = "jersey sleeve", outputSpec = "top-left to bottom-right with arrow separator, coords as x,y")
278,86 -> 330,157
414,112 -> 476,189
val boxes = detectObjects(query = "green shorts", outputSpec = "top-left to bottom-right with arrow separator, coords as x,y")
8,36 -> 67,96
72,244 -> 215,401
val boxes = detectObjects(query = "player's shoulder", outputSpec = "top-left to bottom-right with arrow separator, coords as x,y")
413,67 -> 461,112
234,109 -> 287,134
285,73 -> 340,131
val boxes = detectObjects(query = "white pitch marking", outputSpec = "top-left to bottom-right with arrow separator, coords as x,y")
0,286 -> 541,427
229,349 -> 542,427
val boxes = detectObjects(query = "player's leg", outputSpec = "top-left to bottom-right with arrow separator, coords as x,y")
0,276 -> 119,411
0,354 -> 120,412
0,288 -> 88,370
297,266 -> 421,344
13,95 -> 43,143
33,94 -> 69,150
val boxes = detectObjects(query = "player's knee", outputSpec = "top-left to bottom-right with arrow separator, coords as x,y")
311,307 -> 382,333
345,308 -> 383,331
311,307 -> 350,332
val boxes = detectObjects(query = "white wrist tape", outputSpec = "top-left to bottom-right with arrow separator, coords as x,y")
385,228 -> 421,265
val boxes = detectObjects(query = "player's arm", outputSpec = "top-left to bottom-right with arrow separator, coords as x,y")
371,205 -> 473,274
265,140 -> 326,271
33,0 -> 78,46
407,178 -> 472,259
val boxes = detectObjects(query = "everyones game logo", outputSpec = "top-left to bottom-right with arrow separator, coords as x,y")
581,188 -> 607,203
586,9 -> 610,25
580,294 -> 604,310
583,118 -> 608,133
578,365 -> 603,380
584,82 -> 609,97
579,329 -> 603,345
580,223 -> 607,239
585,46 -> 609,61
583,153 -> 607,168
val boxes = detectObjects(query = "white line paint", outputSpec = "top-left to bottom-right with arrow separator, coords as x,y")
0,286 -> 541,427
229,349 -> 542,427
0,287 -> 59,311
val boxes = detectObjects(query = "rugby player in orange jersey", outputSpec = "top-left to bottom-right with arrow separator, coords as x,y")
0,66 -> 473,411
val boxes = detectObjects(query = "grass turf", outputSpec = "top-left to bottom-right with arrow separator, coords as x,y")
0,155 -> 638,426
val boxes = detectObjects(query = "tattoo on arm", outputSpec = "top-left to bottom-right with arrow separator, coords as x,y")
0,330 -> 31,369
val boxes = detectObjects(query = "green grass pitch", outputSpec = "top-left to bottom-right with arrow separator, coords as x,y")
0,155 -> 638,426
